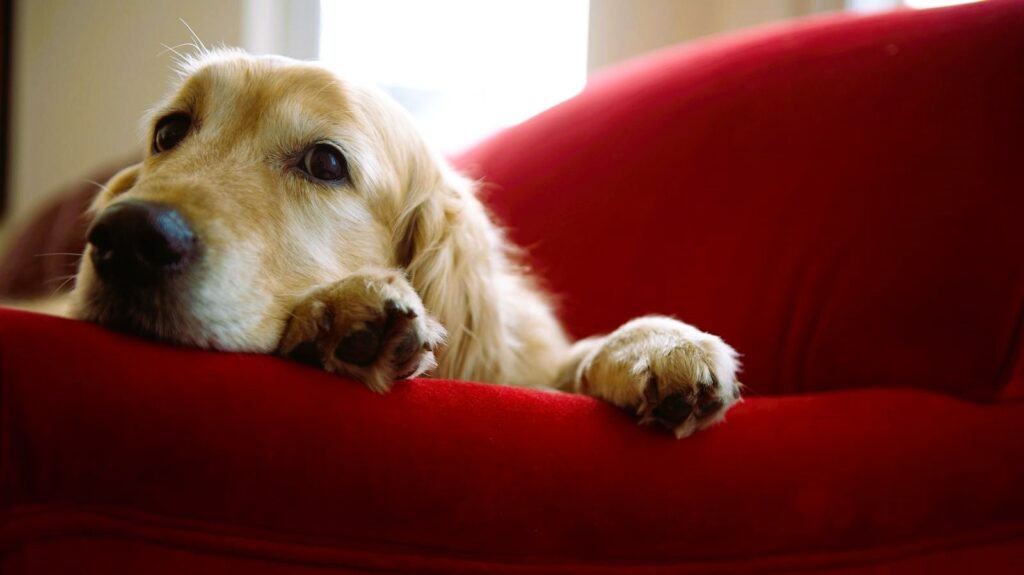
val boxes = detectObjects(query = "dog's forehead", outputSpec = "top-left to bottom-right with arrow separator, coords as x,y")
174,54 -> 357,134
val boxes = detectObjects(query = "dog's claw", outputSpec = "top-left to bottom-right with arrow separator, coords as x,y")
335,323 -> 384,366
698,398 -> 724,417
287,341 -> 322,366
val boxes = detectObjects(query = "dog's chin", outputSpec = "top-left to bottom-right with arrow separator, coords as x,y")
71,282 -> 277,353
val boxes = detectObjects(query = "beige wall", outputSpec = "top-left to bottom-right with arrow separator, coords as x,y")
589,0 -> 844,72
4,0 -> 843,234
6,0 -> 243,229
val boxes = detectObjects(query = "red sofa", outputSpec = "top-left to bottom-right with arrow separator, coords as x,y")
3,2 -> 1023,572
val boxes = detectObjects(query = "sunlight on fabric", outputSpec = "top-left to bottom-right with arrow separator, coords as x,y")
904,0 -> 983,7
319,0 -> 589,152
848,0 -> 982,11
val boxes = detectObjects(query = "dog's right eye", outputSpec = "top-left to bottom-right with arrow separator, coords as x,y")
301,143 -> 349,183
153,114 -> 191,153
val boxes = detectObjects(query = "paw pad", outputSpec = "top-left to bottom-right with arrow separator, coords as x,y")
278,275 -> 445,393
651,393 -> 693,427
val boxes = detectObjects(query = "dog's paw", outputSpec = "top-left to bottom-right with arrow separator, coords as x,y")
278,270 -> 446,393
579,316 -> 741,438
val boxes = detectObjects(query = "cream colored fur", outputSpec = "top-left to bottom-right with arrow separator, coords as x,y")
65,50 -> 740,438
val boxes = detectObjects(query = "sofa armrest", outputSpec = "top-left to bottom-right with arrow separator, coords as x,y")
3,309 -> 1022,572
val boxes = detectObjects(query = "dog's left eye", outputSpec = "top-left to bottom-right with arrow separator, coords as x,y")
153,113 -> 191,153
302,144 -> 349,183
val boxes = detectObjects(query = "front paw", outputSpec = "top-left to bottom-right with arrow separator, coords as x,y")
278,271 -> 446,393
579,316 -> 741,438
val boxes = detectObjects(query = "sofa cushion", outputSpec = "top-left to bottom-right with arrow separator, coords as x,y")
2,309 -> 1023,573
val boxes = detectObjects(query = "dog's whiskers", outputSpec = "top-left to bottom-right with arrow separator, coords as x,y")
44,274 -> 77,284
85,179 -> 111,193
47,274 -> 79,293
34,252 -> 84,258
158,42 -> 200,59
159,43 -> 202,75
179,19 -> 208,54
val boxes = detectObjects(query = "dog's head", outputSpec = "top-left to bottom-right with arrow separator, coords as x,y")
70,50 -> 454,351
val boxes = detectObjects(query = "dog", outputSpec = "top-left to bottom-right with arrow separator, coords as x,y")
68,49 -> 741,438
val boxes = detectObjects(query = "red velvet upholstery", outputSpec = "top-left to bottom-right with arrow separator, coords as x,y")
3,2 -> 1023,573
457,1 -> 1024,403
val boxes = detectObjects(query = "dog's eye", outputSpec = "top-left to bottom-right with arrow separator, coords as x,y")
302,144 -> 349,182
153,114 -> 191,153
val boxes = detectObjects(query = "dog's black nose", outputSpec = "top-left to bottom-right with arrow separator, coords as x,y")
87,200 -> 196,286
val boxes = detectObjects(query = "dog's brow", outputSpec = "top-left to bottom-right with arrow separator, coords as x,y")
311,80 -> 341,100
275,101 -> 342,141
158,78 -> 206,125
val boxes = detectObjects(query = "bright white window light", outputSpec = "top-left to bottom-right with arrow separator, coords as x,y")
319,0 -> 589,152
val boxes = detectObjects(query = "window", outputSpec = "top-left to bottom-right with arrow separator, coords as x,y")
319,0 -> 590,152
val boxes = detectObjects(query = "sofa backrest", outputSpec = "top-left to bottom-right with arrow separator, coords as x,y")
454,1 -> 1024,399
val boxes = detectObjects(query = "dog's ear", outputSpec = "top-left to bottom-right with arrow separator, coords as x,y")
392,160 -> 478,266
87,163 -> 142,216
392,169 -> 508,380
393,190 -> 431,271
393,167 -> 500,276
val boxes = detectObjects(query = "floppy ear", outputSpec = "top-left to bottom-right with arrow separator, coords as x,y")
392,168 -> 511,381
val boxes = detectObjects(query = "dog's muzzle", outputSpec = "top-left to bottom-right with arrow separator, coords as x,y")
86,200 -> 197,287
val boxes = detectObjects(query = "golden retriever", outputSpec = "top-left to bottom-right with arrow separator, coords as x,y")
68,50 -> 741,438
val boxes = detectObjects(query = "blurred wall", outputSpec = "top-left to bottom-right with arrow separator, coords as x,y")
6,0 -> 243,228
589,0 -> 844,71
4,0 -> 843,235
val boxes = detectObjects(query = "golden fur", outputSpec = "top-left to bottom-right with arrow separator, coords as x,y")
68,50 -> 741,438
